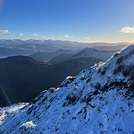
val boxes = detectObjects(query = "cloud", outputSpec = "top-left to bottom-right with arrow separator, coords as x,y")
0,29 -> 10,34
64,35 -> 70,38
120,27 -> 134,34
64,34 -> 73,39
20,33 -> 24,36
31,33 -> 38,36
85,37 -> 91,40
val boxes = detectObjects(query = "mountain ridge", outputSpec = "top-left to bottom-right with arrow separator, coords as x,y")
72,47 -> 117,61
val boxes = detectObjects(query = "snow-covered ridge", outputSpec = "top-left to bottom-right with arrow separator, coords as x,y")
0,45 -> 134,134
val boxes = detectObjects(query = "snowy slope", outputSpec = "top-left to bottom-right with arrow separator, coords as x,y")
0,45 -> 134,134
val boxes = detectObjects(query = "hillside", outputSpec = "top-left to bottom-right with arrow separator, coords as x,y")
54,57 -> 103,76
0,55 -> 102,107
0,45 -> 134,133
0,56 -> 58,106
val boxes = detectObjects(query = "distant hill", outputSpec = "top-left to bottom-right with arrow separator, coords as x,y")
49,47 -> 127,65
72,47 -> 117,61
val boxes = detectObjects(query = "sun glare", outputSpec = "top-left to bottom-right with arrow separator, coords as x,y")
0,85 -> 11,106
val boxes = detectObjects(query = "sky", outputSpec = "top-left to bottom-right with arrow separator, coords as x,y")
0,0 -> 134,43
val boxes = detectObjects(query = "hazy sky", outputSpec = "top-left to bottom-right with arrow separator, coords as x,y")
0,0 -> 134,42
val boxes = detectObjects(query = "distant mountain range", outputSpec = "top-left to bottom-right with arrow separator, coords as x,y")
0,39 -> 129,57
92,44 -> 128,51
30,47 -> 121,64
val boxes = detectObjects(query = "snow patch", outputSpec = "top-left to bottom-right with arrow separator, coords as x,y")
21,121 -> 36,128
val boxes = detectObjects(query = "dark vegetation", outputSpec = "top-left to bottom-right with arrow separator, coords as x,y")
100,67 -> 108,75
63,93 -> 79,107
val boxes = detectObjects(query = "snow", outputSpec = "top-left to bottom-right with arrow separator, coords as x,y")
22,121 -> 36,128
0,45 -> 134,133
0,103 -> 27,126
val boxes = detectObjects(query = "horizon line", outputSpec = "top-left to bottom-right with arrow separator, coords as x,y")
0,38 -> 133,44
